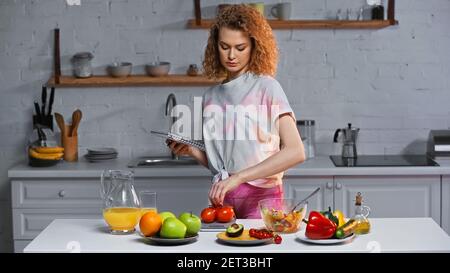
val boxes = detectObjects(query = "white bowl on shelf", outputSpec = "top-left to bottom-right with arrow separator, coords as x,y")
107,62 -> 132,77
146,62 -> 171,77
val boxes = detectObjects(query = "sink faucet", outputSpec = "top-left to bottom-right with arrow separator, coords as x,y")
165,93 -> 178,160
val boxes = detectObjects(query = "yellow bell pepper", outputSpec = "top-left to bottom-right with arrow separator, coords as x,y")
333,210 -> 346,227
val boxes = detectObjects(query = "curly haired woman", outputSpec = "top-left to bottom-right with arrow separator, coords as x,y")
168,4 -> 305,218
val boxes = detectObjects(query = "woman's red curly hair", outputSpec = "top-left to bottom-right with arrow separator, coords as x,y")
203,4 -> 278,79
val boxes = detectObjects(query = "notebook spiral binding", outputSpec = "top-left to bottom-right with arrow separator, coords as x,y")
151,130 -> 206,151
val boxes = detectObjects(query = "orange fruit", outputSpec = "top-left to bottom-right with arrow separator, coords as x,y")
139,211 -> 162,237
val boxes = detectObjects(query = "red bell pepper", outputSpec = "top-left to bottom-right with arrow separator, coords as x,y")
304,211 -> 337,239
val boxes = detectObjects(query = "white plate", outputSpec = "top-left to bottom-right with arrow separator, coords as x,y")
296,231 -> 355,245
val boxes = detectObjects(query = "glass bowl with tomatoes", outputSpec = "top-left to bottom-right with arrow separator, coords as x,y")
259,198 -> 308,233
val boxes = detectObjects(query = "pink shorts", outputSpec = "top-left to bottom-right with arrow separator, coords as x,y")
223,182 -> 283,219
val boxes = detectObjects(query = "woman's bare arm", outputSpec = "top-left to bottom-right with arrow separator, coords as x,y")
209,114 -> 306,205
235,113 -> 305,183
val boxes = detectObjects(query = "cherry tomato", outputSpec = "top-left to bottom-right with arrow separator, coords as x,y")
200,207 -> 216,223
216,206 -> 235,223
274,235 -> 282,244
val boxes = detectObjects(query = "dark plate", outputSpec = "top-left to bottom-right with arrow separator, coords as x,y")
142,234 -> 199,245
86,147 -> 118,155
85,154 -> 118,159
28,156 -> 60,167
84,154 -> 117,162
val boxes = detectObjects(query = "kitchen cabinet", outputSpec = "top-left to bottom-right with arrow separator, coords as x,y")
11,176 -> 211,253
283,176 -> 334,212
134,177 -> 211,215
285,175 -> 442,226
442,175 -> 450,235
334,175 -> 441,225
12,208 -> 101,251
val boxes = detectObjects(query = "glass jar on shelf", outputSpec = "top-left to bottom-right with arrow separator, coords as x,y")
71,52 -> 94,78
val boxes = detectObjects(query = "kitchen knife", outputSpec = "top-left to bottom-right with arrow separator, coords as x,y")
34,101 -> 42,123
41,86 -> 47,118
36,125 -> 47,147
47,87 -> 55,117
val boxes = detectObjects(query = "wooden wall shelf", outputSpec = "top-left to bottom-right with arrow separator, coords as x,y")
190,0 -> 398,30
187,19 -> 398,29
45,75 -> 222,88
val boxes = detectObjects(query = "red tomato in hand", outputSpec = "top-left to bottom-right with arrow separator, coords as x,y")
216,206 -> 235,223
200,207 -> 216,223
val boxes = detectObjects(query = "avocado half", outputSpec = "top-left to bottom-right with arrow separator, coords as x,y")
226,223 -> 244,237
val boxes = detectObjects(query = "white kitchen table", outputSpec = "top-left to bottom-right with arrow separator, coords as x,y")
23,218 -> 450,253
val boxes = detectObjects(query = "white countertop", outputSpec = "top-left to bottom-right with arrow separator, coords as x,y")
8,156 -> 450,178
24,218 -> 450,253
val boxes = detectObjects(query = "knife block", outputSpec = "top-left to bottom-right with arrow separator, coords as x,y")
61,124 -> 78,162
33,115 -> 54,131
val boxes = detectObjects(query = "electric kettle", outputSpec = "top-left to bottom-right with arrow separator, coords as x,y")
333,123 -> 360,158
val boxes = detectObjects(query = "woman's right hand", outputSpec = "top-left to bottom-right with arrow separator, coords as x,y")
166,140 -> 196,157
167,140 -> 209,168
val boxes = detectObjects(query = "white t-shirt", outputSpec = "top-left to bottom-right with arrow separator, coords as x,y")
202,72 -> 295,188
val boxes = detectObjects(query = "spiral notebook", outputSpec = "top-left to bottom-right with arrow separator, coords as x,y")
151,130 -> 206,151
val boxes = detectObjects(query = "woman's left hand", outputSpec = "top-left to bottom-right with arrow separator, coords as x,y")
209,175 -> 243,207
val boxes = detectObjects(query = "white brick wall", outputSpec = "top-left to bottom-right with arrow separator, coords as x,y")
0,0 -> 449,252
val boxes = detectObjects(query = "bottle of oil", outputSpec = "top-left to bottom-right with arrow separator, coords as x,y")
352,192 -> 371,234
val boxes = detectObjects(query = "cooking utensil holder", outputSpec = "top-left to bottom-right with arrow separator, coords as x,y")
33,115 -> 54,131
62,124 -> 78,162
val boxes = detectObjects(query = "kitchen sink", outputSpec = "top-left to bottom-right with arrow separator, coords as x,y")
127,156 -> 199,167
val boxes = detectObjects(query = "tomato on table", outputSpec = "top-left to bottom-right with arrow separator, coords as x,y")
200,207 -> 216,223
216,206 -> 235,223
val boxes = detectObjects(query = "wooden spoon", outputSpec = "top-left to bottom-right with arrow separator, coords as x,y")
54,112 -> 65,136
70,109 -> 82,137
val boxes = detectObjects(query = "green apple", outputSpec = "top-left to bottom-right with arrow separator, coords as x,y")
178,212 -> 201,236
159,211 -> 176,223
160,217 -> 187,239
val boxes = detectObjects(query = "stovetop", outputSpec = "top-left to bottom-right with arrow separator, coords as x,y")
330,155 -> 439,167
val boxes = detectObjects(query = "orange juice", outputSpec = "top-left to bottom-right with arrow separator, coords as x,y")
141,207 -> 158,216
103,207 -> 141,231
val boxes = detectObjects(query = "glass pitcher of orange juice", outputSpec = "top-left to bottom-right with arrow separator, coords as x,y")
100,170 -> 141,234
